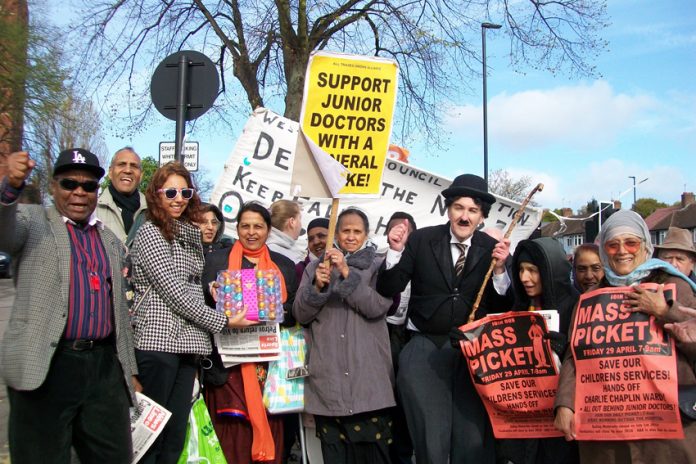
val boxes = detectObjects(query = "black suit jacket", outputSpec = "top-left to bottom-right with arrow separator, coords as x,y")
377,224 -> 511,345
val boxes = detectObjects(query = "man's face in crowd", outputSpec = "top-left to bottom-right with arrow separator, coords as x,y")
307,226 -> 329,257
108,149 -> 142,195
447,196 -> 484,242
52,169 -> 99,224
659,249 -> 695,276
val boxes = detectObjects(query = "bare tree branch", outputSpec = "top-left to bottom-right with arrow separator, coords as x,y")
71,0 -> 608,147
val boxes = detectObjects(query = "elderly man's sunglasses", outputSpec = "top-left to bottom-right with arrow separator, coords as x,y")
158,187 -> 196,200
57,178 -> 100,193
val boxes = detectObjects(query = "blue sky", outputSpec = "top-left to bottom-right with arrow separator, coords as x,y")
430,0 -> 696,210
54,0 -> 695,212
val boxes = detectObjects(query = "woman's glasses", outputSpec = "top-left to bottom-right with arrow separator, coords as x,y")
57,178 -> 100,193
603,238 -> 642,255
158,187 -> 195,200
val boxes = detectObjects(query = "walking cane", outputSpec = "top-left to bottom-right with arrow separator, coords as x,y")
467,183 -> 544,324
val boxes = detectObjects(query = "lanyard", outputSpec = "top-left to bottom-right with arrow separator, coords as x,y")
68,223 -> 101,292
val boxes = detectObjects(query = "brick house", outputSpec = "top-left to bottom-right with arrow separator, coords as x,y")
645,193 -> 696,245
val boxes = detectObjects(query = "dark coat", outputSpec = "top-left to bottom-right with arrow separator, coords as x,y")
502,237 -> 580,464
376,224 -> 512,346
511,237 -> 579,336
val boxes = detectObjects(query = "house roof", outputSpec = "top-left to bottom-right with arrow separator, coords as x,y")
645,206 -> 679,231
644,204 -> 696,231
671,203 -> 696,229
541,214 -> 590,237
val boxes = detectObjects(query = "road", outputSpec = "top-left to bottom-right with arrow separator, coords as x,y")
0,278 -> 13,463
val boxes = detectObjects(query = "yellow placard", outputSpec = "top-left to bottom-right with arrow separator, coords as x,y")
300,52 -> 399,197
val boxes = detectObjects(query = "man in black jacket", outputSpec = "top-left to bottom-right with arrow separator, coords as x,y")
377,173 -> 511,464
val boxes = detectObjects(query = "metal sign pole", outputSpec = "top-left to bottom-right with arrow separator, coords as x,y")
152,50 -> 219,170
175,54 -> 189,165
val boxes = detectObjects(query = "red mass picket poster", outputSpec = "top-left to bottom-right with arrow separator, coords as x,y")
571,283 -> 682,440
458,312 -> 563,438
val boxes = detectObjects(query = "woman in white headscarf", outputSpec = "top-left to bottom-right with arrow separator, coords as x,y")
554,210 -> 696,464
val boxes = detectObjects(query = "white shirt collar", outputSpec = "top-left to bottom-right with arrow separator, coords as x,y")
62,211 -> 104,229
449,229 -> 473,247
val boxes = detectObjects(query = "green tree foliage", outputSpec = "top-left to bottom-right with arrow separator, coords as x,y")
579,198 -> 599,215
542,208 -> 564,222
138,156 -> 159,193
632,198 -> 668,219
75,0 -> 608,147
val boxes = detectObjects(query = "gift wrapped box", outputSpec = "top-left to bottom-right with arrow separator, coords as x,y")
216,269 -> 284,322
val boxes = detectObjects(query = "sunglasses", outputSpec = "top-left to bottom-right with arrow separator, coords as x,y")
604,238 -> 643,255
158,187 -> 195,200
58,178 -> 100,193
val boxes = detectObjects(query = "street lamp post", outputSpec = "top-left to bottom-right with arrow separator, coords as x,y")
628,176 -> 649,206
482,22 -> 502,187
629,176 -> 637,206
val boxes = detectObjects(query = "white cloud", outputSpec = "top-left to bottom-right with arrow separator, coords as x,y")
445,80 -> 658,151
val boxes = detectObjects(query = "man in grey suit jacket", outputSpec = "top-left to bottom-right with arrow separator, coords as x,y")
0,149 -> 139,463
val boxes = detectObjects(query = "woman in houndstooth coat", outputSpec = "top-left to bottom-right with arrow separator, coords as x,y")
129,162 -> 240,464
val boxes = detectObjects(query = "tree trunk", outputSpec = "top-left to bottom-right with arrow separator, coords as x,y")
0,0 -> 28,163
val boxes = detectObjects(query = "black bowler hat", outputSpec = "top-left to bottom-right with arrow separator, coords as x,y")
53,148 -> 105,179
441,174 -> 496,204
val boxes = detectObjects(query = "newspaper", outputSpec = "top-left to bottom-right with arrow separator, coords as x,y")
221,352 -> 282,366
490,310 -> 560,332
214,323 -> 282,367
130,392 -> 172,463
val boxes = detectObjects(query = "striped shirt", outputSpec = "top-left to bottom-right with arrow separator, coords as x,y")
64,221 -> 113,340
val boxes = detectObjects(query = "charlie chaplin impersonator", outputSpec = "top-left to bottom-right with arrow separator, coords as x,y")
377,173 -> 513,464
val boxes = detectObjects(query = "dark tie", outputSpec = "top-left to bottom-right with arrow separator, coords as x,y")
454,243 -> 468,277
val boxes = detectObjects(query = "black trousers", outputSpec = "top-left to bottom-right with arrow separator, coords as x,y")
136,350 -> 198,464
398,333 -> 495,464
8,344 -> 132,464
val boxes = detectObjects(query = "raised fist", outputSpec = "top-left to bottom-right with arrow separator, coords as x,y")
5,151 -> 35,189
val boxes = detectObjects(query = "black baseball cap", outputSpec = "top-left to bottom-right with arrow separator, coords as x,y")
53,148 -> 105,179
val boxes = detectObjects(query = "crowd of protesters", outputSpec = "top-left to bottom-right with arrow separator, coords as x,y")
1,147 -> 696,464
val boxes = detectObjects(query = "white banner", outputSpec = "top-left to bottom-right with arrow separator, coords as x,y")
210,108 -> 542,253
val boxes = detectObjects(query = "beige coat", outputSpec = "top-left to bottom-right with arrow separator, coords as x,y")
97,187 -> 146,243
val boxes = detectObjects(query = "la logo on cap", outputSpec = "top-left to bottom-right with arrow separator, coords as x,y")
72,150 -> 87,164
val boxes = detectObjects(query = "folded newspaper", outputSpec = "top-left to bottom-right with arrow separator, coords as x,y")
214,323 -> 282,366
130,392 -> 172,463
